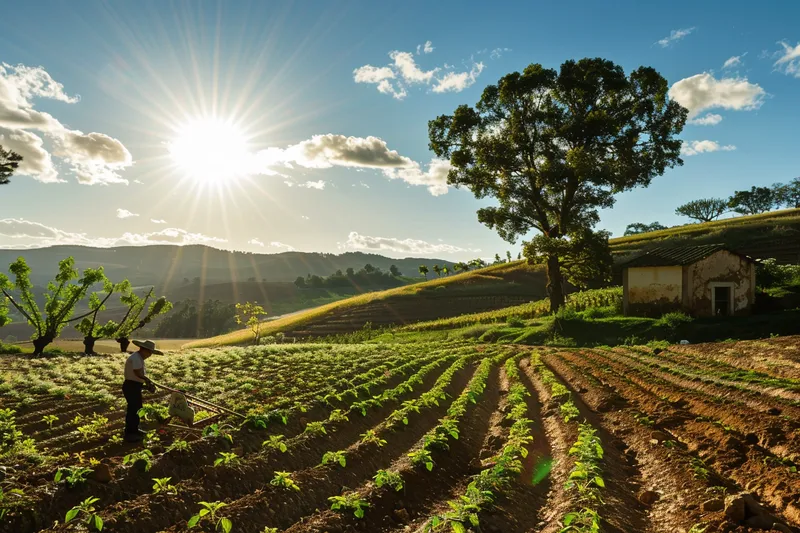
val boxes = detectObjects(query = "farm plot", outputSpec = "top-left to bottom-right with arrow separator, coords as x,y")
1,336 -> 799,533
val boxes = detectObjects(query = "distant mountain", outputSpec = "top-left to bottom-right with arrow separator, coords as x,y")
0,245 -> 458,290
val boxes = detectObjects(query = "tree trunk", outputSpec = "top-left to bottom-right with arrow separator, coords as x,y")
32,336 -> 52,356
83,336 -> 96,355
546,255 -> 566,313
116,337 -> 130,352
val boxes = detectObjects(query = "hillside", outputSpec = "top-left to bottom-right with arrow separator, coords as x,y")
610,208 -> 800,263
0,245 -> 456,287
185,261 -> 551,347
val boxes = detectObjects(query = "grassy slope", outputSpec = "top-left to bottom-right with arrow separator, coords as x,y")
184,261 -> 546,347
610,208 -> 800,262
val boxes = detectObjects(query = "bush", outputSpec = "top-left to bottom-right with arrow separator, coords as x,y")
506,316 -> 525,328
655,311 -> 693,329
0,342 -> 23,354
554,307 -> 580,321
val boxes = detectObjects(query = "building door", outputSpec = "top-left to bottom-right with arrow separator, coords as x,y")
713,285 -> 731,316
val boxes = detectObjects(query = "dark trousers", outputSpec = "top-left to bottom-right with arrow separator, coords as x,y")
122,380 -> 143,436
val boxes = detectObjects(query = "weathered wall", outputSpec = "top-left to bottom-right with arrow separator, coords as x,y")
688,250 -> 754,317
625,266 -> 683,316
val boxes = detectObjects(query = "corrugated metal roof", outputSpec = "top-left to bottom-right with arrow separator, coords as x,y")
621,244 -> 752,268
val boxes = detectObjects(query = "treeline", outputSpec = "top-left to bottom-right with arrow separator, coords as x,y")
154,299 -> 237,338
294,263 -> 405,289
0,256 -> 171,355
625,178 -> 800,235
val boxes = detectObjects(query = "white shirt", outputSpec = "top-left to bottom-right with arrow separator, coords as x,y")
124,351 -> 146,382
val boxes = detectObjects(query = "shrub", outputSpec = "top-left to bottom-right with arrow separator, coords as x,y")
656,311 -> 693,329
506,316 -> 525,328
581,305 -> 619,319
0,342 -> 22,354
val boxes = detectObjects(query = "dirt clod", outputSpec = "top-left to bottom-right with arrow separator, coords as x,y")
725,494 -> 746,522
91,463 -> 113,483
392,508 -> 410,523
639,490 -> 660,505
649,430 -> 669,443
702,498 -> 724,512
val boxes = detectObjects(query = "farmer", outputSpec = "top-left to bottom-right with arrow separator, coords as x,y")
122,339 -> 161,442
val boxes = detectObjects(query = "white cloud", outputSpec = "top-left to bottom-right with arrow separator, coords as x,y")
383,158 -> 451,196
298,180 -> 326,190
342,231 -> 480,255
774,41 -> 800,77
133,179 -> 143,184
490,48 -> 511,60
353,65 -> 394,84
0,62 -> 133,184
680,140 -> 737,156
248,238 -> 264,247
688,113 -> 723,126
0,218 -> 226,249
300,215 -> 309,220
270,241 -> 296,252
116,208 -> 139,219
150,219 -> 166,224
669,73 -> 765,118
722,54 -> 744,69
354,45 -> 484,99
656,27 -> 695,47
432,62 -> 485,93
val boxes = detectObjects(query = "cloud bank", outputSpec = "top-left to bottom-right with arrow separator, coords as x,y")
342,231 -> 479,255
669,73 -> 765,118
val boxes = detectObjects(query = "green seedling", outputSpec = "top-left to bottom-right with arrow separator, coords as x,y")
322,450 -> 347,467
329,492 -> 369,519
303,421 -> 327,436
152,477 -> 178,495
270,471 -> 300,491
214,452 -> 241,467
409,448 -> 435,471
187,501 -> 232,533
328,409 -> 349,423
123,450 -> 154,472
65,496 -> 103,531
54,466 -> 93,489
166,439 -> 192,453
42,414 -> 59,428
360,429 -> 387,447
262,435 -> 288,453
373,469 -> 404,492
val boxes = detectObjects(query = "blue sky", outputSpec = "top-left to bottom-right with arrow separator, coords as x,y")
1,0 -> 799,260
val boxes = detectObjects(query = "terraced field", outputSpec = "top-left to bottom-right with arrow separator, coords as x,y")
1,337 -> 799,533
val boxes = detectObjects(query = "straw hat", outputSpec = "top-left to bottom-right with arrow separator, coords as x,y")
132,339 -> 164,355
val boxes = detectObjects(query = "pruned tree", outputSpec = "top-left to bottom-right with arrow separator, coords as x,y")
432,265 -> 442,278
774,178 -> 800,209
235,301 -> 268,344
623,222 -> 667,236
105,287 -> 172,352
418,265 -> 429,280
469,258 -> 487,270
675,198 -> 728,222
728,186 -> 777,215
429,58 -> 686,311
74,279 -> 132,355
0,144 -> 23,186
0,257 -> 107,355
0,284 -> 9,329
442,265 -> 450,276
506,251 -> 512,263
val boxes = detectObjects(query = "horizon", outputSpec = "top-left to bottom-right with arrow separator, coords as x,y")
2,1 -> 799,261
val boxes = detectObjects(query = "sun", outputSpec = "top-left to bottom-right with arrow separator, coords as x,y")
169,118 -> 250,184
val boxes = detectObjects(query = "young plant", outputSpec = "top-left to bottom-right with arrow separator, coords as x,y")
202,424 -> 234,445
329,492 -> 369,519
373,469 -> 404,492
235,301 -> 268,344
322,450 -> 347,468
270,471 -> 300,491
54,466 -> 93,489
65,496 -> 103,531
303,421 -> 327,436
166,439 -> 192,454
152,477 -> 178,495
328,409 -> 349,423
138,404 -> 170,423
409,448 -> 435,471
123,449 -> 154,472
188,501 -> 232,533
262,435 -> 288,453
42,414 -> 59,428
360,429 -> 387,447
214,452 -> 241,467
243,413 -> 269,430
108,434 -> 123,445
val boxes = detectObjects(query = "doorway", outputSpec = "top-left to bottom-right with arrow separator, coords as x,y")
710,283 -> 734,316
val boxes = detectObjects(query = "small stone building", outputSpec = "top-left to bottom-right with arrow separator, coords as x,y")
621,244 -> 756,317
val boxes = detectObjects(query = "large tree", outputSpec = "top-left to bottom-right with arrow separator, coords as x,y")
728,186 -> 776,215
0,145 -> 23,186
74,279 -> 132,355
429,58 -> 686,310
0,257 -> 106,355
104,287 -> 172,352
675,198 -> 728,222
774,178 -> 800,209
623,222 -> 667,236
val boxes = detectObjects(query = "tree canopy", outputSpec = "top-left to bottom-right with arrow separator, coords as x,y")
623,222 -> 667,236
0,144 -> 23,186
429,58 -> 686,310
775,178 -> 800,209
728,186 -> 777,215
675,198 -> 728,222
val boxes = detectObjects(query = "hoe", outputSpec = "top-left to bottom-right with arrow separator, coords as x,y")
149,380 -> 245,434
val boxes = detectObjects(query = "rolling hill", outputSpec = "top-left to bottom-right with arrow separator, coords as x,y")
609,208 -> 800,264
184,261 -> 551,347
